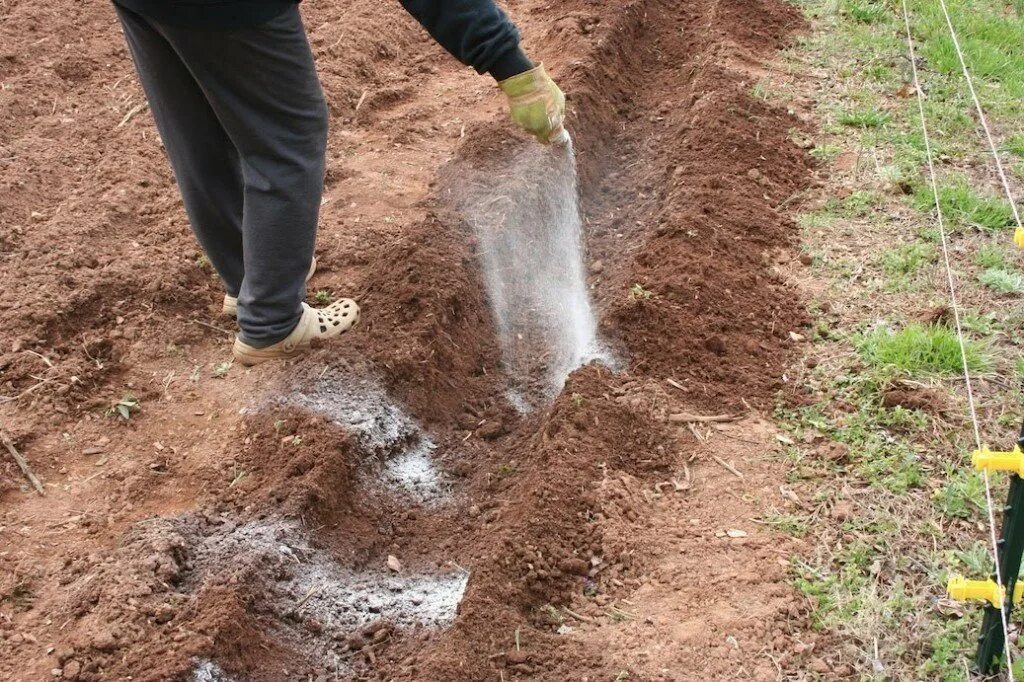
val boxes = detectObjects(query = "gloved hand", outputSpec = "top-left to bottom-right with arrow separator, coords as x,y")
498,64 -> 566,144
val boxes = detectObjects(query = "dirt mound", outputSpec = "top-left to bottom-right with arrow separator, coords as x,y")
0,0 -> 814,679
568,0 -> 809,411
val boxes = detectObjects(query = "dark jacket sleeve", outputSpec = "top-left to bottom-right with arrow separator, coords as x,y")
399,0 -> 533,79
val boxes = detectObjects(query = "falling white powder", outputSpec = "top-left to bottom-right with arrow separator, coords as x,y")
444,140 -> 610,410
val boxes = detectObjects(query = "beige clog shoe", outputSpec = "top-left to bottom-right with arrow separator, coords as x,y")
232,299 -> 359,366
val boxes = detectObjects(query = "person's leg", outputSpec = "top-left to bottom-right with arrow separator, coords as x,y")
114,4 -> 245,297
151,7 -> 328,347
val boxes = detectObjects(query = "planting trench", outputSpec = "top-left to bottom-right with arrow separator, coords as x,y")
0,0 -> 818,679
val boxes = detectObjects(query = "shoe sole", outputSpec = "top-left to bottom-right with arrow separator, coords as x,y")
232,338 -> 306,366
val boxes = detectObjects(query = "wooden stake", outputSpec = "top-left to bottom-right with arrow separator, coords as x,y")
1,432 -> 44,495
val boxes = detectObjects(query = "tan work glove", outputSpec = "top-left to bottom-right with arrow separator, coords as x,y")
498,64 -> 566,144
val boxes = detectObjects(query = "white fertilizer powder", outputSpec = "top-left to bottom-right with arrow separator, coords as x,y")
379,440 -> 449,505
162,517 -> 467,680
259,370 -> 452,504
281,369 -> 419,456
192,660 -> 232,682
444,140 -> 610,410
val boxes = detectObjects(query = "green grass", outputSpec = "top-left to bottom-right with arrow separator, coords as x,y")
760,510 -> 813,536
793,558 -> 871,630
810,143 -> 844,161
1007,133 -> 1024,158
920,617 -> 982,681
838,108 -> 890,128
932,469 -> 987,519
913,177 -> 1016,232
817,191 -> 885,221
858,323 -> 991,375
978,267 -> 1024,293
877,162 -> 915,188
880,243 -> 936,275
843,0 -> 889,23
974,242 -> 1008,269
781,396 -> 930,493
750,81 -> 770,101
773,0 -> 1024,675
915,0 -> 1024,102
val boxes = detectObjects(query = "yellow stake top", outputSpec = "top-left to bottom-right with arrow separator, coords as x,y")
972,445 -> 1024,475
948,576 -> 1024,607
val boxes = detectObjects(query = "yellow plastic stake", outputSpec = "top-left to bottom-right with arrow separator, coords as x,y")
1016,225 -> 1024,249
947,576 -> 1024,606
972,445 -> 1024,476
948,576 -> 1005,607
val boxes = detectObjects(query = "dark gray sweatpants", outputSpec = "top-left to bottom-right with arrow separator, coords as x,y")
115,4 -> 327,347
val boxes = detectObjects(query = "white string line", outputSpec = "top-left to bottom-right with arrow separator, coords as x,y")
935,0 -> 1024,233
899,2 -> 1015,677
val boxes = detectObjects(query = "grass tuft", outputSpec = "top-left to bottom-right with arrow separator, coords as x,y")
838,108 -> 890,128
974,243 -> 1008,269
932,469 -> 987,519
857,323 -> 991,375
913,177 -> 1016,232
1006,133 -> 1024,158
843,0 -> 889,23
978,267 -> 1024,293
879,243 -> 935,275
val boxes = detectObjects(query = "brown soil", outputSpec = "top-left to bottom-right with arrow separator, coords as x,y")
0,0 -> 819,680
881,386 -> 951,415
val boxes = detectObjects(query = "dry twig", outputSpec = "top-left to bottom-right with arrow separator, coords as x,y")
191,318 -> 233,335
116,101 -> 148,128
24,349 -> 54,367
0,377 -> 55,403
665,377 -> 687,392
1,432 -> 44,495
710,454 -> 744,480
669,412 -> 744,424
296,585 -> 319,609
563,607 -> 595,623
